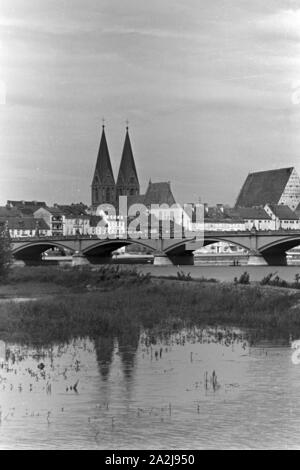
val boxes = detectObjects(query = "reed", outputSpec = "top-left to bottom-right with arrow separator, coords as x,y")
0,276 -> 300,344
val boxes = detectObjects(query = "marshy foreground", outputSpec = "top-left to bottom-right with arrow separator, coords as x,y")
1,266 -> 300,449
0,265 -> 300,343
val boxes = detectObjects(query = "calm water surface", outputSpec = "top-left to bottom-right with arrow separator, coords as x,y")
140,265 -> 300,283
0,328 -> 299,450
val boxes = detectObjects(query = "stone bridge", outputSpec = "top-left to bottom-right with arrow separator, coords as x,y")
10,229 -> 300,265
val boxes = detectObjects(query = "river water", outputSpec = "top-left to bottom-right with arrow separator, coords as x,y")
139,265 -> 300,283
0,327 -> 299,450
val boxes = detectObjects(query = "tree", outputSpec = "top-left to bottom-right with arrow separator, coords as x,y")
0,222 -> 12,279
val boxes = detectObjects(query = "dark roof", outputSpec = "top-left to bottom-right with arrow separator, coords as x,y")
126,195 -> 145,206
7,200 -> 46,208
267,204 -> 299,220
6,201 -> 46,217
0,206 -> 22,218
0,217 -> 50,230
235,167 -> 294,208
116,128 -> 139,189
233,206 -> 271,220
143,181 -> 176,206
55,204 -> 89,218
89,215 -> 102,227
93,126 -> 115,186
204,217 -> 244,223
202,205 -> 243,221
43,206 -> 65,216
296,203 -> 300,216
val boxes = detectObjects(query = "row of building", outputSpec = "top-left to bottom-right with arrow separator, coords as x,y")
1,125 -> 300,238
0,197 -> 300,239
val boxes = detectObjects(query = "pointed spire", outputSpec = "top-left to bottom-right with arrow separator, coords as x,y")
94,125 -> 115,185
116,127 -> 139,189
91,124 -> 116,207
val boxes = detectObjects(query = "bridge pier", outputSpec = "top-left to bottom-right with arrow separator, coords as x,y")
86,255 -> 113,265
261,252 -> 287,266
153,252 -> 173,266
13,253 -> 43,266
168,253 -> 194,266
153,251 -> 194,266
12,259 -> 26,268
247,250 -> 268,266
72,251 -> 91,267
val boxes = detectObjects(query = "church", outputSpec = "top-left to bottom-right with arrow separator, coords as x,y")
91,124 -> 176,210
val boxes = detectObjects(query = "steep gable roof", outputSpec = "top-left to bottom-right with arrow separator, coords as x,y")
235,167 -> 294,208
116,128 -> 139,187
93,126 -> 115,185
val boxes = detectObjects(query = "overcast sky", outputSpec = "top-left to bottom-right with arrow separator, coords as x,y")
0,0 -> 300,206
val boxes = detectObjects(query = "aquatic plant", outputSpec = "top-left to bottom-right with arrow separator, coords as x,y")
6,265 -> 151,289
1,279 -> 300,345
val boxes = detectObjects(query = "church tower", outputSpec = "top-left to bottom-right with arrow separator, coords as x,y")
91,125 -> 116,207
116,126 -> 140,199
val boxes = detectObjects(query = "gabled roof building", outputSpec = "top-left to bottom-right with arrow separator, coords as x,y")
235,167 -> 300,210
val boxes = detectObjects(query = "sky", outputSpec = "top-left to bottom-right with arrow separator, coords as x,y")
0,0 -> 300,206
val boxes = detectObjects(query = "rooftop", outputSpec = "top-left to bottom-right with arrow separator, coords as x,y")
266,204 -> 299,220
143,181 -> 176,207
0,217 -> 50,230
235,167 -> 294,208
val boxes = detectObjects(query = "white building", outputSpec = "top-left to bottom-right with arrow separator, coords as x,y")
34,207 -> 65,236
264,204 -> 300,230
5,217 -> 51,238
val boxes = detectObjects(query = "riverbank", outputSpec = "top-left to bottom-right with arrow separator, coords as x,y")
1,266 -> 300,344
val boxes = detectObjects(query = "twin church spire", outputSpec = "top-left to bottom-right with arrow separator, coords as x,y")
91,124 -> 140,207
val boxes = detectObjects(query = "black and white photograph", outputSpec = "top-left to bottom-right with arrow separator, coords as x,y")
1,0 -> 300,452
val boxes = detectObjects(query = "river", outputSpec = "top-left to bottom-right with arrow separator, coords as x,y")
139,264 -> 300,283
0,327 -> 299,449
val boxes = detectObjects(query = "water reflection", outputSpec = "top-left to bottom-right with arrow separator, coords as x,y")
0,327 -> 299,449
118,330 -> 139,381
94,336 -> 115,381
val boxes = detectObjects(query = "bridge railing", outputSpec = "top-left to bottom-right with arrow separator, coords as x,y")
9,228 -> 300,242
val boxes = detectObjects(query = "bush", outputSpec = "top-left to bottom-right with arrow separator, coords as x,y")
176,270 -> 192,281
260,272 -> 299,289
234,272 -> 250,285
0,230 -> 12,280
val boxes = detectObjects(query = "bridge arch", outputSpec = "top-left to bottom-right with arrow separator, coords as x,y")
260,236 -> 300,253
164,236 -> 251,256
82,238 -> 156,258
259,236 -> 300,265
12,241 -> 75,260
